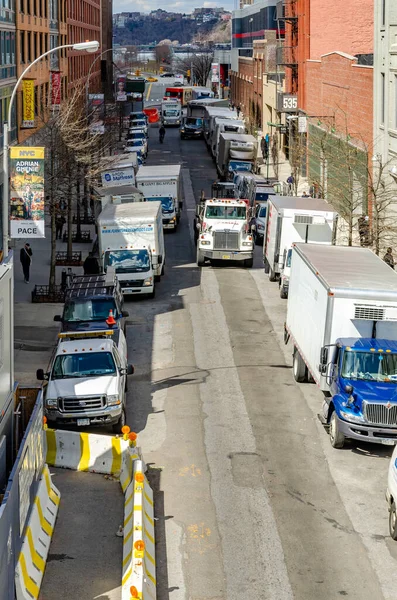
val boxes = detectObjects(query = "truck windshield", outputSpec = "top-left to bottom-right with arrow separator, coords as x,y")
52,352 -> 116,379
205,206 -> 246,219
341,351 -> 397,382
186,118 -> 203,126
128,132 -> 145,140
256,192 -> 273,202
258,206 -> 267,218
63,299 -> 117,322
285,249 -> 292,267
147,197 -> 174,213
164,110 -> 179,116
104,249 -> 151,273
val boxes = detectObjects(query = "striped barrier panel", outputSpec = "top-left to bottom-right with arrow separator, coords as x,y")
15,465 -> 61,600
122,459 -> 156,600
46,428 -> 130,476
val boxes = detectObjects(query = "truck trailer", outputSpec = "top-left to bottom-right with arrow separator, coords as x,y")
216,133 -> 257,180
97,202 -> 164,297
285,243 -> 397,448
135,165 -> 182,230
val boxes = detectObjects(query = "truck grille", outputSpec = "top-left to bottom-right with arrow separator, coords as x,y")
363,401 -> 397,426
213,231 -> 239,251
120,280 -> 145,288
61,396 -> 106,412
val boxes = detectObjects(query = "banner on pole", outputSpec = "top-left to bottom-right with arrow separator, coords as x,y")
21,80 -> 36,128
10,147 -> 45,238
88,93 -> 105,134
211,63 -> 219,83
116,75 -> 127,101
51,71 -> 61,109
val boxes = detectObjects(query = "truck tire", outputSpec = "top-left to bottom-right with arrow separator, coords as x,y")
112,409 -> 126,434
244,257 -> 253,268
389,501 -> 397,540
293,350 -> 306,383
149,287 -> 156,299
280,287 -> 288,299
329,411 -> 345,449
269,268 -> 277,282
197,248 -> 205,267
264,259 -> 270,274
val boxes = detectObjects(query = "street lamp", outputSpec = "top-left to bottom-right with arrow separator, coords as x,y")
2,40 -> 100,258
85,47 -> 125,99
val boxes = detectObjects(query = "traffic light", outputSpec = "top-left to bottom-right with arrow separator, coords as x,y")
187,69 -> 191,77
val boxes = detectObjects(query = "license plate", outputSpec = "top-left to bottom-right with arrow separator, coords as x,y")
77,418 -> 90,427
222,254 -> 231,259
382,439 -> 396,446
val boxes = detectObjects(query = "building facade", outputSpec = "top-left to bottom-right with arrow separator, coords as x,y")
101,0 -> 113,101
67,0 -> 101,90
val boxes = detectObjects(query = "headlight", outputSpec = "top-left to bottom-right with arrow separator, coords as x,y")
180,129 -> 185,133
170,217 -> 176,222
107,395 -> 121,406
201,241 -> 211,245
143,277 -> 153,286
339,410 -> 366,424
46,398 -> 57,407
242,242 -> 252,247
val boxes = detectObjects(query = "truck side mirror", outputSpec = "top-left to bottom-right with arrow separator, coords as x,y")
36,369 -> 46,381
53,315 -> 62,322
158,255 -> 163,265
319,347 -> 328,367
196,204 -> 201,218
345,384 -> 353,394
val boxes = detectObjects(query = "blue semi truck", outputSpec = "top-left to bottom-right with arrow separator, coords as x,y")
285,243 -> 397,449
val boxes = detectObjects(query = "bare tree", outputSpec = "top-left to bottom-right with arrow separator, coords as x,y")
155,44 -> 172,68
176,52 -> 213,86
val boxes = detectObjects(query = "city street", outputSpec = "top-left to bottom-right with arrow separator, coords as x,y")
120,123 -> 397,600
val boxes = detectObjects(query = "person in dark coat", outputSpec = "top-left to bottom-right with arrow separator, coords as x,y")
55,214 -> 66,240
20,243 -> 32,283
83,251 -> 100,275
384,247 -> 395,269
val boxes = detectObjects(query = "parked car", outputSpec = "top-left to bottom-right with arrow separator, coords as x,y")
160,72 -> 175,78
130,111 -> 148,123
146,76 -> 158,82
126,131 -> 148,156
124,138 -> 147,159
129,119 -> 148,135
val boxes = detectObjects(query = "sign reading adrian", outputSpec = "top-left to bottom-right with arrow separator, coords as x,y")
10,147 -> 45,238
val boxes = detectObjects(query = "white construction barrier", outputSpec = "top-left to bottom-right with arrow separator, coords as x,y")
15,465 -> 61,600
46,428 -> 130,475
122,459 -> 156,600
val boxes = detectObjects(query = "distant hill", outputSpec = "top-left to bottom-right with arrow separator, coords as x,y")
114,17 -> 230,47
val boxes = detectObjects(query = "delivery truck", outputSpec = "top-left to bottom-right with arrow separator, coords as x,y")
161,99 -> 182,126
97,202 -> 165,298
203,106 -> 237,147
285,243 -> 397,448
263,196 -> 338,290
216,133 -> 258,180
93,184 -> 144,211
211,118 -> 246,158
135,165 -> 182,230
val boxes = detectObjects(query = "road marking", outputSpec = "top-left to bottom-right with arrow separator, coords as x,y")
146,83 -> 153,101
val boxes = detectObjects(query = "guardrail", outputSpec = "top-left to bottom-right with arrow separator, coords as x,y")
55,251 -> 83,266
62,230 -> 92,243
31,285 -> 65,303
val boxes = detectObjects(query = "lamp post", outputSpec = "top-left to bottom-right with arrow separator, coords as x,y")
2,40 -> 100,258
85,47 -> 124,100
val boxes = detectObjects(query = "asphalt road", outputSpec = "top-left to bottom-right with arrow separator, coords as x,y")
122,123 -> 397,600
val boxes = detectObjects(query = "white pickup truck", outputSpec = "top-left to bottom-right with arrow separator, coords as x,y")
37,329 -> 134,433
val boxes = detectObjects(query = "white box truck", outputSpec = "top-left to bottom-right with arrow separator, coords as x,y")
285,243 -> 397,448
93,184 -> 144,211
99,154 -> 138,188
263,196 -> 338,293
135,165 -> 182,230
216,133 -> 258,180
211,118 -> 246,158
161,99 -> 182,126
97,202 -> 165,298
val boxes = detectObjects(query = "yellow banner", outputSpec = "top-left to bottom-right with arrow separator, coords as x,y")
9,147 -> 45,160
22,80 -> 35,128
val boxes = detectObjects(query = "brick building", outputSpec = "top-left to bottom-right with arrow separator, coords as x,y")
67,0 -> 101,90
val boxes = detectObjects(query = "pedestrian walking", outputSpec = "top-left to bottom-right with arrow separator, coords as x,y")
384,247 -> 395,269
236,104 -> 241,118
159,125 -> 166,144
260,136 -> 269,160
55,214 -> 66,240
287,173 -> 295,194
83,251 -> 100,275
358,215 -> 370,247
20,243 -> 32,283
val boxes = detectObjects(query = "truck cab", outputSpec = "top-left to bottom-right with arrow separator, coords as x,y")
37,329 -> 134,433
195,198 -> 254,267
104,247 -> 156,298
319,338 -> 397,448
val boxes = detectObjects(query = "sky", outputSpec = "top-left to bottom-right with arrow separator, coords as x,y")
113,0 -> 235,16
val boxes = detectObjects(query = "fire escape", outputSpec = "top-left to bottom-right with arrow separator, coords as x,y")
276,0 -> 298,96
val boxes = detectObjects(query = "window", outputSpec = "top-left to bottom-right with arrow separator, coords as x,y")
381,72 -> 385,125
27,31 -> 31,62
381,0 -> 386,27
20,31 -> 25,63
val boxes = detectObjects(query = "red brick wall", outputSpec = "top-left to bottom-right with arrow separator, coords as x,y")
305,53 -> 373,148
310,0 -> 373,59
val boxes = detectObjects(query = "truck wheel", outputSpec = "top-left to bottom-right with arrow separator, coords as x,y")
244,257 -> 253,268
149,287 -> 156,299
112,409 -> 126,434
389,501 -> 397,540
269,268 -> 277,282
264,259 -> 270,274
280,287 -> 288,299
293,350 -> 306,383
161,264 -> 165,276
197,248 -> 205,267
329,411 -> 345,449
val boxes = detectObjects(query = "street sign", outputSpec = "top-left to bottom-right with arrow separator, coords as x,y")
277,93 -> 298,113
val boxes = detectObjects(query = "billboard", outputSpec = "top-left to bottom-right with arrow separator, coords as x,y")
9,147 -> 45,238
101,167 -> 136,187
211,63 -> 220,83
51,71 -> 61,109
21,79 -> 35,128
88,93 -> 105,134
116,75 -> 127,101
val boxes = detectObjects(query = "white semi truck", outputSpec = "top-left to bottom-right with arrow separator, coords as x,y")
135,165 -> 182,230
263,196 -> 338,296
285,243 -> 397,448
97,202 -> 165,298
195,198 -> 254,267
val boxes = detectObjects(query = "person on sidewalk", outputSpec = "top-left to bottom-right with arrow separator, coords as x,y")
236,105 -> 241,118
83,251 -> 100,275
20,243 -> 32,283
384,247 -> 395,270
287,173 -> 295,194
55,214 -> 66,240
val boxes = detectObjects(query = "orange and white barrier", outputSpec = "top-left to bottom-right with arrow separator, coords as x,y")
15,465 -> 60,600
122,459 -> 156,600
